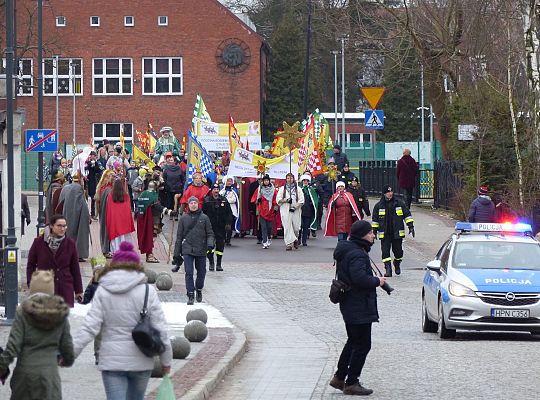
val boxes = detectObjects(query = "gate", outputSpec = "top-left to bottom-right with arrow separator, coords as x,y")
433,160 -> 464,210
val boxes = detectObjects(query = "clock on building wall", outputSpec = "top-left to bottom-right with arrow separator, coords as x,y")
216,38 -> 251,74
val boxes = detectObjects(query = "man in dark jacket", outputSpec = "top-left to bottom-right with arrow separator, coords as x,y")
85,150 -> 105,219
202,184 -> 232,271
347,177 -> 371,219
332,144 -> 349,171
468,186 -> 496,223
396,148 -> 419,209
163,152 -> 185,210
330,220 -> 384,396
372,185 -> 415,277
338,163 -> 356,188
173,196 -> 215,305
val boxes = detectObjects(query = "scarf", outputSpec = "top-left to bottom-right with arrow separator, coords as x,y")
48,235 -> 65,254
284,182 -> 298,202
260,183 -> 275,203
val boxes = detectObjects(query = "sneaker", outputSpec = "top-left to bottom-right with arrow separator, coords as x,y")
329,375 -> 345,391
343,383 -> 373,396
196,290 -> 203,303
216,265 -> 223,271
262,242 -> 268,249
268,238 -> 272,245
171,265 -> 180,273
187,293 -> 195,305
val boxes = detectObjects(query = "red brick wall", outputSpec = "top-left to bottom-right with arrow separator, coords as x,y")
12,0 -> 263,144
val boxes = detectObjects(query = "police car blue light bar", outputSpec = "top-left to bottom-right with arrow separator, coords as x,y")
455,222 -> 532,233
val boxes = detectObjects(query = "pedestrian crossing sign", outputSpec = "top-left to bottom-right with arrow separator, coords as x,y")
364,110 -> 384,130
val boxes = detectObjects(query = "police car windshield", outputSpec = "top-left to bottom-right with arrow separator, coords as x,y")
453,242 -> 540,270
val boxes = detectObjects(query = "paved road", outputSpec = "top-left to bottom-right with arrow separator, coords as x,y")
174,206 -> 540,400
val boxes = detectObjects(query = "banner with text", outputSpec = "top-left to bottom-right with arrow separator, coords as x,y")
228,146 -> 298,179
194,120 -> 262,151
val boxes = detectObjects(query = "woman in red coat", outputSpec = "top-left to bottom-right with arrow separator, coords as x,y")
251,174 -> 278,249
106,178 -> 136,253
26,214 -> 84,307
325,181 -> 362,241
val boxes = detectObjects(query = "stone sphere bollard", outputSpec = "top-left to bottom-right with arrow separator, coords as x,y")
170,336 -> 191,359
156,273 -> 173,291
145,269 -> 158,284
183,320 -> 208,342
151,357 -> 163,378
186,308 -> 208,324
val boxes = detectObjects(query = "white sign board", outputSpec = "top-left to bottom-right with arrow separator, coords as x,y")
458,124 -> 478,141
385,142 -> 432,165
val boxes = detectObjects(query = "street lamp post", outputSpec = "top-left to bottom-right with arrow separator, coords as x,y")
37,0 -> 45,237
339,35 -> 348,148
331,50 -> 339,145
302,0 -> 312,119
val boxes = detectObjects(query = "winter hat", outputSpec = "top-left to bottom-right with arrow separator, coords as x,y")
138,168 -> 147,178
188,196 -> 199,204
334,144 -> 341,151
111,241 -> 140,267
300,174 -> 311,182
336,181 -> 346,189
212,183 -> 220,190
383,184 -> 393,194
350,220 -> 373,240
29,270 -> 55,296
478,186 -> 489,196
262,174 -> 271,182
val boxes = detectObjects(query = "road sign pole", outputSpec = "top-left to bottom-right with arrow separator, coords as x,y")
37,0 -> 45,237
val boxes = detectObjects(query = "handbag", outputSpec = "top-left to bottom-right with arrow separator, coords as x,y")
329,262 -> 350,304
132,284 -> 166,357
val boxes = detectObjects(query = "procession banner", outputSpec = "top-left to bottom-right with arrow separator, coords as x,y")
194,120 -> 262,151
228,145 -> 298,179
133,145 -> 156,169
186,131 -> 215,185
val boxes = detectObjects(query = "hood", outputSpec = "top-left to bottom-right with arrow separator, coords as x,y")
166,164 -> 181,173
450,268 -> 540,292
99,269 -> 147,294
21,294 -> 69,330
477,196 -> 492,204
333,240 -> 357,261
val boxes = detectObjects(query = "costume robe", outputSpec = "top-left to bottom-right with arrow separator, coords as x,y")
220,186 -> 241,233
277,184 -> 305,246
58,183 -> 90,259
98,186 -> 112,255
325,191 -> 362,237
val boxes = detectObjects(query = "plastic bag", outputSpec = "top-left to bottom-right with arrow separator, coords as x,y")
156,375 -> 176,400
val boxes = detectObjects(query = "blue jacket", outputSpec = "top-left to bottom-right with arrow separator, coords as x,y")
468,196 -> 495,223
334,238 -> 380,324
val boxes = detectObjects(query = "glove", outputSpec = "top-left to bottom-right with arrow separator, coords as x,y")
289,207 -> 296,213
207,246 -> 214,253
170,210 -> 178,217
409,226 -> 415,237
172,255 -> 184,266
0,367 -> 9,385
287,198 -> 293,204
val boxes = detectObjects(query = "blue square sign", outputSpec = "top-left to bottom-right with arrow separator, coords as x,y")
365,110 -> 384,130
25,129 -> 58,152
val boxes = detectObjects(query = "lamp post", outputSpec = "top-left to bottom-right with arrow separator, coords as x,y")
331,50 -> 339,144
302,0 -> 312,119
339,35 -> 348,147
36,0 -> 45,237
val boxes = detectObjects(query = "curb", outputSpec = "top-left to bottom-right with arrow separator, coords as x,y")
182,327 -> 247,400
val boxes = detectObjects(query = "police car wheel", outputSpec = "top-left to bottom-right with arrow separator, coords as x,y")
422,294 -> 438,333
438,300 -> 456,339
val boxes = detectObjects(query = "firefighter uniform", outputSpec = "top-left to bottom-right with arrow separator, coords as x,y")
372,185 -> 414,277
202,186 -> 233,271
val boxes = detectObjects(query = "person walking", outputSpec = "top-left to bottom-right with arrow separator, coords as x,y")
329,220 -> 385,396
173,196 -> 215,305
26,214 -> 84,307
203,184 -> 232,271
333,144 -> 350,171
372,185 -> 415,277
396,148 -> 419,209
299,174 -> 319,246
179,171 -> 209,212
106,178 -> 136,253
73,241 -> 172,400
126,160 -> 139,211
220,175 -> 241,244
85,150 -> 105,220
251,174 -> 278,249
325,181 -> 363,241
95,169 -> 115,258
338,163 -> 356,188
468,186 -> 496,223
347,177 -> 371,220
162,152 -> 185,210
45,171 -> 65,223
0,270 -> 75,399
277,173 -> 304,250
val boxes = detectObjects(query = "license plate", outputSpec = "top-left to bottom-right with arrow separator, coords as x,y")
491,309 -> 530,318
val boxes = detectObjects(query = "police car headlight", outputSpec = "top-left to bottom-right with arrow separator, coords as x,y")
448,281 -> 476,297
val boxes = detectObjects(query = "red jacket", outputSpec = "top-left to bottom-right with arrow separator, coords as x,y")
27,235 -> 83,307
396,154 -> 418,189
251,186 -> 278,221
181,184 -> 209,208
325,191 -> 362,236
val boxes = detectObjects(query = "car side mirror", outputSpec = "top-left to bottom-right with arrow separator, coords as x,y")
426,260 -> 441,272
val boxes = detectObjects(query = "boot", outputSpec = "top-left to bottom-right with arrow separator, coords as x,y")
187,293 -> 195,305
384,262 -> 392,277
216,255 -> 223,271
196,290 -> 203,303
207,254 -> 215,271
171,265 -> 180,273
343,383 -> 373,396
329,375 -> 345,391
393,260 -> 401,276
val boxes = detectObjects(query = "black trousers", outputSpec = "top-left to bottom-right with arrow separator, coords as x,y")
336,323 -> 372,385
381,238 -> 404,263
403,187 -> 414,209
225,217 -> 236,243
208,234 -> 225,266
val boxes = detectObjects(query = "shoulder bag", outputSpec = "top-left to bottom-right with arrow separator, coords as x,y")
132,283 -> 166,357
329,261 -> 351,304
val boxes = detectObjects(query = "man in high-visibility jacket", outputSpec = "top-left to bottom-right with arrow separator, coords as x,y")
372,185 -> 415,277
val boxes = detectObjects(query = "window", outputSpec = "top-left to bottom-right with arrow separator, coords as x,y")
43,58 -> 83,96
93,58 -> 132,95
56,16 -> 66,26
90,16 -> 100,26
158,16 -> 168,26
124,16 -> 134,26
142,57 -> 182,95
0,58 -> 33,96
93,123 -> 133,143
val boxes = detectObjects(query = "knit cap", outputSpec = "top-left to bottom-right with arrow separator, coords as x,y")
188,196 -> 199,204
382,184 -> 393,194
29,270 -> 55,295
478,186 -> 489,196
111,241 -> 140,267
350,220 -> 373,240
336,181 -> 346,189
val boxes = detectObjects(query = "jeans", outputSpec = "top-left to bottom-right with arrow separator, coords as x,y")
184,254 -> 206,294
336,323 -> 372,385
300,216 -> 312,245
337,232 -> 348,242
101,370 -> 152,400
260,218 -> 273,244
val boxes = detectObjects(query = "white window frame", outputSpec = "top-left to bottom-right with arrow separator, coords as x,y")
158,16 -> 168,26
92,123 -> 133,144
56,16 -> 66,27
92,58 -> 133,96
90,16 -> 100,27
42,58 -> 83,96
0,58 -> 34,96
142,57 -> 183,96
124,16 -> 134,26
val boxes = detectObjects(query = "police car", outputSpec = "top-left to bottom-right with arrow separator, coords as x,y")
422,222 -> 540,339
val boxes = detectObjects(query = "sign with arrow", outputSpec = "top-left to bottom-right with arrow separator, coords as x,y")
365,110 -> 384,130
360,87 -> 385,110
25,129 -> 58,152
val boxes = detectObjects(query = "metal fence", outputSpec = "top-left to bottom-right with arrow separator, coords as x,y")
433,160 -> 464,210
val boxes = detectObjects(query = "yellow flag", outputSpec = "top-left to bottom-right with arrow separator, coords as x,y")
133,145 -> 156,169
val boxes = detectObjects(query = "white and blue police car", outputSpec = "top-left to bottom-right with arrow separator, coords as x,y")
422,222 -> 540,339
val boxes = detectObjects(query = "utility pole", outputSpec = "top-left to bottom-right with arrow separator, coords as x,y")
339,35 -> 348,147
37,0 -> 45,237
302,0 -> 312,119
331,50 -> 339,144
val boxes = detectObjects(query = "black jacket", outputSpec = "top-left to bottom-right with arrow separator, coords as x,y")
163,164 -> 185,194
333,151 -> 349,171
372,195 -> 414,240
202,194 -> 233,237
338,171 -> 356,188
334,238 -> 380,324
174,209 -> 215,257
315,174 -> 334,206
347,186 -> 370,218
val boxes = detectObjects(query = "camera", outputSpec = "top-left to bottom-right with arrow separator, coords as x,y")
380,281 -> 394,295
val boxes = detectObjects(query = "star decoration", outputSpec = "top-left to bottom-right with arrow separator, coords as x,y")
254,159 -> 268,176
274,121 -> 305,150
327,164 -> 338,182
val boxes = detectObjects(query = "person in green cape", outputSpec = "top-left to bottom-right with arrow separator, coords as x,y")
299,173 -> 320,246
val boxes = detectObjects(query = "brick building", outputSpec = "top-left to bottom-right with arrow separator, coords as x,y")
6,0 -> 268,148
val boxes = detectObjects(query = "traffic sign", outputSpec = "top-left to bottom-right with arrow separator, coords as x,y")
25,129 -> 58,152
365,110 -> 384,129
360,87 -> 385,109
